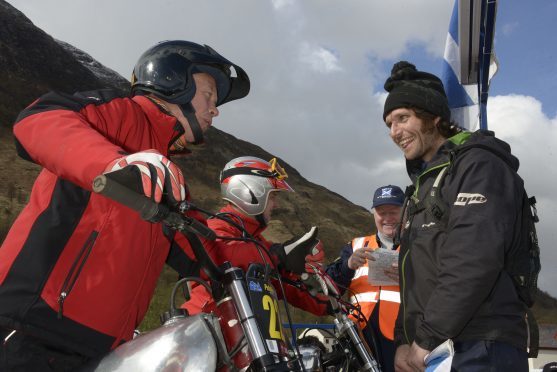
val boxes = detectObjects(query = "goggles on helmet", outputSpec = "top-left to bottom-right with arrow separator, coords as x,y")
269,158 -> 288,180
219,157 -> 288,183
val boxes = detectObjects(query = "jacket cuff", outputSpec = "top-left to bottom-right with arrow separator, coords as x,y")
340,258 -> 355,279
394,336 -> 408,348
268,243 -> 286,270
414,330 -> 444,351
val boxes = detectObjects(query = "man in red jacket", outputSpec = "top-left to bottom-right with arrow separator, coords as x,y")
183,156 -> 327,316
0,40 -> 252,371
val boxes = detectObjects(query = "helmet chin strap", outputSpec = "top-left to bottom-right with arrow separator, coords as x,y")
255,214 -> 268,228
179,103 -> 204,145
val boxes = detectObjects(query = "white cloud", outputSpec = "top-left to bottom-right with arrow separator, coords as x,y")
299,43 -> 341,73
488,95 -> 557,296
271,0 -> 294,10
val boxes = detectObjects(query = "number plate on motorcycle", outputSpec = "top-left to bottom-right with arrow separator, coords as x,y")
247,275 -> 288,356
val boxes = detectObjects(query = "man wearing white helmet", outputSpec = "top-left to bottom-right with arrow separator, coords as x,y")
183,156 -> 327,315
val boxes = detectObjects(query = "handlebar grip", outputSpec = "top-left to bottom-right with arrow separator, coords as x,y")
93,175 -> 162,221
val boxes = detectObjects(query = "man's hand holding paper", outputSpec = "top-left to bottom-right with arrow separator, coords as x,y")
347,247 -> 375,270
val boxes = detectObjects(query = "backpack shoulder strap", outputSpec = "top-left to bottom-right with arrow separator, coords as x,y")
407,165 -> 450,225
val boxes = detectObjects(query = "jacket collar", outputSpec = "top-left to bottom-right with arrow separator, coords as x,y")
406,129 -> 519,183
220,204 -> 266,237
132,95 -> 185,155
406,131 -> 472,181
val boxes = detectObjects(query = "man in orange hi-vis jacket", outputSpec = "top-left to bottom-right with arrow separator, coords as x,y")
326,185 -> 404,372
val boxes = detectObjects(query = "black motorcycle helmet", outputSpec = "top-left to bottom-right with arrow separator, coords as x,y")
131,40 -> 250,144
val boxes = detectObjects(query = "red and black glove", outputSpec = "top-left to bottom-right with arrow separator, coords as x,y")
304,240 -> 325,272
104,149 -> 185,204
301,269 -> 340,298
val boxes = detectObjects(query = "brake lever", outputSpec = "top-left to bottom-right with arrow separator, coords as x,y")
300,271 -> 328,297
165,211 -> 216,240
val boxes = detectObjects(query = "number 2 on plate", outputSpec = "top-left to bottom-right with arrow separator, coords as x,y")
262,294 -> 284,340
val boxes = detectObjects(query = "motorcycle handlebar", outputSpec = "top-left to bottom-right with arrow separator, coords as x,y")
93,175 -> 224,281
92,175 -> 216,240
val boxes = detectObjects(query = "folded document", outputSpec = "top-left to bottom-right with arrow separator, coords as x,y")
367,248 -> 398,286
424,339 -> 454,372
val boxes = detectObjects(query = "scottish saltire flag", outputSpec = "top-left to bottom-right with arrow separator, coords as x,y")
441,3 -> 479,131
441,0 -> 498,131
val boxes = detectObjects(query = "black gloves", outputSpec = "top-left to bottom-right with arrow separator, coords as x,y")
270,226 -> 323,274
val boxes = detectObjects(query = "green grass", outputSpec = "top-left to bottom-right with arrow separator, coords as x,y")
138,266 -> 180,331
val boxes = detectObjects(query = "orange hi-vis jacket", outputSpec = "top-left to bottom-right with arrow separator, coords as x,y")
348,235 -> 400,341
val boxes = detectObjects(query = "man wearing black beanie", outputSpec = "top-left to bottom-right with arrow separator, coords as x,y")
383,61 -> 533,371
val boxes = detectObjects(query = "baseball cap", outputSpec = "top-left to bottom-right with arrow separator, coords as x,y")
372,185 -> 404,209
543,362 -> 557,372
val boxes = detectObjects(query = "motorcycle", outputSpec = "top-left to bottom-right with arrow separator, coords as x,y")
84,175 -> 380,372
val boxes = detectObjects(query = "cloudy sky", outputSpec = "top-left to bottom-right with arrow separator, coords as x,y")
8,0 -> 557,297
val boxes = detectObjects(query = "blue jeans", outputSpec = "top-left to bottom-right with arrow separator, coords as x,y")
451,340 -> 528,372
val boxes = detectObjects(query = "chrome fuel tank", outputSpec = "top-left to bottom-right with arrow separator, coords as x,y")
90,314 -> 219,372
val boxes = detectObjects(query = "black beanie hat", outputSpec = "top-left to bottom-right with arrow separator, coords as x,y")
383,61 -> 450,122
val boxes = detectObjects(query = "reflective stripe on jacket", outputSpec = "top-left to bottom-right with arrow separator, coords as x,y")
348,235 -> 400,341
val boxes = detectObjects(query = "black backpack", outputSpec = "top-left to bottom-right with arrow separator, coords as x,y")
507,193 -> 541,308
